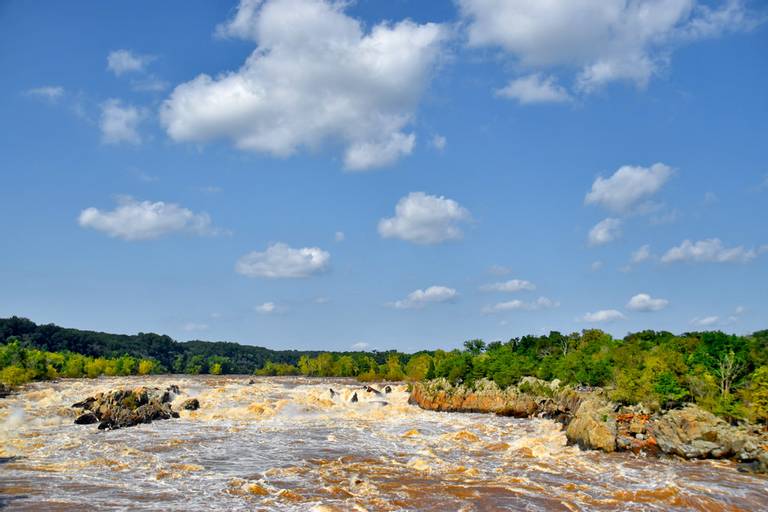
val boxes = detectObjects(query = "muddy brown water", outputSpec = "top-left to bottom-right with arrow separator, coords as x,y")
1,376 -> 766,511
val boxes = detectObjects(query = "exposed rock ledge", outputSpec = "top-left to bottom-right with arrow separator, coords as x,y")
410,378 -> 768,473
72,385 -> 187,430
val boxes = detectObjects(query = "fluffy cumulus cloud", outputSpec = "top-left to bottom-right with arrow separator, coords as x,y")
78,196 -> 216,241
481,279 -> 536,292
161,0 -> 446,171
236,242 -> 330,278
661,238 -> 759,263
459,0 -> 753,92
691,315 -> 719,327
378,192 -> 470,245
626,293 -> 669,312
588,218 -> 622,246
391,286 -> 458,309
495,74 -> 571,104
581,309 -> 626,323
483,297 -> 559,314
585,163 -> 674,213
107,49 -> 150,75
631,244 -> 652,264
100,99 -> 144,144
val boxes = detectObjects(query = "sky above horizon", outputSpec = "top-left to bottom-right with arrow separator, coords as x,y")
1,0 -> 767,352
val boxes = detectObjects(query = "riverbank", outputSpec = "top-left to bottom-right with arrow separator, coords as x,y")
409,377 -> 768,473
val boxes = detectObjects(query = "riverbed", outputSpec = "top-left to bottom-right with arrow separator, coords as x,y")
1,376 -> 766,510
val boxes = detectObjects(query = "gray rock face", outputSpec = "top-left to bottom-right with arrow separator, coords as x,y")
72,385 -> 183,430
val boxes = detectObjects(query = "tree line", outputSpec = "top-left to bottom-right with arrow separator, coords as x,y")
2,316 -> 767,424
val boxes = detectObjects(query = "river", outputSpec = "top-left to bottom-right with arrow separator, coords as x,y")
1,376 -> 766,511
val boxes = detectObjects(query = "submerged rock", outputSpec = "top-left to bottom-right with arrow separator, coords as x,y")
72,385 -> 184,430
181,398 -> 200,411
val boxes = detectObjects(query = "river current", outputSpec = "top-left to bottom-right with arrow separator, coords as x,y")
1,375 -> 766,511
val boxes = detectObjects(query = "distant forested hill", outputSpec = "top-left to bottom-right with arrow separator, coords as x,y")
0,316 -> 406,374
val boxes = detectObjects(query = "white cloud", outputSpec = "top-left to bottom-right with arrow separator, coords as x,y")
100,99 -> 143,144
162,0 -> 447,171
26,86 -> 64,101
255,302 -> 277,314
661,238 -> 758,264
378,192 -> 470,245
391,285 -> 458,310
236,242 -> 330,278
582,309 -> 626,323
107,49 -> 150,76
588,218 -> 622,246
495,74 -> 571,104
481,279 -> 536,292
459,0 -> 754,91
78,196 -> 217,241
691,315 -> 719,327
351,341 -> 369,350
183,322 -> 209,332
483,296 -> 559,314
631,244 -> 652,264
431,134 -> 447,151
626,293 -> 669,312
335,231 -> 345,242
591,260 -> 604,271
585,163 -> 674,213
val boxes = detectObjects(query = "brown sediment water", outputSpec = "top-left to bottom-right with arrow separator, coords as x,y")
0,375 -> 766,511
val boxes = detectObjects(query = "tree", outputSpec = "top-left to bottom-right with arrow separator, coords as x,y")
715,351 -> 745,397
463,339 -> 486,355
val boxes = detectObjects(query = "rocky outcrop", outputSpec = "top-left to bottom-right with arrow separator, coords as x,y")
181,398 -> 200,411
409,378 -> 768,472
72,385 -> 183,430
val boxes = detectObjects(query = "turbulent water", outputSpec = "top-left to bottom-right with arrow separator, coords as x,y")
1,376 -> 766,511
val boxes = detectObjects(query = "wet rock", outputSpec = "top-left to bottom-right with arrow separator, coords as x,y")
74,412 -> 99,425
384,386 -> 392,394
329,388 -> 336,398
364,386 -> 381,395
351,392 -> 358,403
181,398 -> 200,411
72,385 -> 183,430
0,383 -> 11,398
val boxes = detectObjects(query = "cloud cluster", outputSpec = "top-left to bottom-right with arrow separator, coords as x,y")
661,238 -> 759,263
481,279 -> 536,292
236,243 -> 331,278
483,297 -> 559,314
459,0 -> 753,92
107,49 -> 151,75
626,293 -> 669,312
378,192 -> 470,244
585,163 -> 674,213
78,197 -> 216,240
161,0 -> 446,170
100,99 -> 144,144
495,74 -> 571,104
588,218 -> 622,246
581,309 -> 626,323
26,86 -> 64,102
391,286 -> 458,309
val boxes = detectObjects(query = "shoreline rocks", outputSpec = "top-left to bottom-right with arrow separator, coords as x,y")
72,385 -> 186,430
409,378 -> 768,472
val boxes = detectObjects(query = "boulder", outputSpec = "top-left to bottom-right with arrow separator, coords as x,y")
565,398 -> 617,452
181,398 -> 200,411
72,385 -> 182,430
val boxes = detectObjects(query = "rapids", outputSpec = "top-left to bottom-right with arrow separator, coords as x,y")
0,376 -> 766,511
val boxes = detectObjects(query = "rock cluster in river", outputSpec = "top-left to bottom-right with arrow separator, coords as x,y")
409,378 -> 768,473
72,385 -> 187,430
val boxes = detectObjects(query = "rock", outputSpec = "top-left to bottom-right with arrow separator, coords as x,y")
74,412 -> 99,425
384,386 -> 392,394
0,383 -> 11,398
181,398 -> 200,411
329,388 -> 336,398
72,385 -> 183,430
566,398 -> 617,453
350,392 -> 358,403
649,404 -> 760,460
364,386 -> 381,395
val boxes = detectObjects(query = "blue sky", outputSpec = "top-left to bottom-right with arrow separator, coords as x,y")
1,0 -> 766,351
